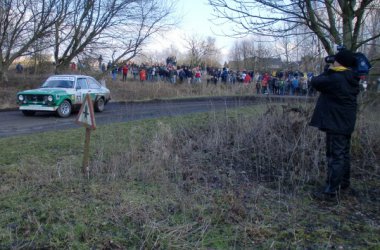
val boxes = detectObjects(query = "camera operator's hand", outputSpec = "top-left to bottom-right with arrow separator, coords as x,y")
324,64 -> 330,72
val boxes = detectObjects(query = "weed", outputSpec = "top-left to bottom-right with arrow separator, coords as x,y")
0,101 -> 379,248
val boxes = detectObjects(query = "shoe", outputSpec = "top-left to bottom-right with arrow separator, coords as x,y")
311,190 -> 338,201
341,187 -> 357,196
323,186 -> 338,195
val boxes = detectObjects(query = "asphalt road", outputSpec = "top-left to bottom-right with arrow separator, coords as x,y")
1,96 -> 277,138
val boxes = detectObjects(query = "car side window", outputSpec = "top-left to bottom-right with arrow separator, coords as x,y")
87,78 -> 101,89
77,78 -> 88,89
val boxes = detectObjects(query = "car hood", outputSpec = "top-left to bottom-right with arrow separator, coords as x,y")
18,88 -> 71,95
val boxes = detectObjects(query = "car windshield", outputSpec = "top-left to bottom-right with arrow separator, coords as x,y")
41,80 -> 74,88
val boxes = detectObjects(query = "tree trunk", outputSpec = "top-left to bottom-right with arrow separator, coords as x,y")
0,66 -> 9,85
55,61 -> 71,74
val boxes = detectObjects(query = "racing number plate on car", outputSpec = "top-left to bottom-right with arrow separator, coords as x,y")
26,104 -> 43,108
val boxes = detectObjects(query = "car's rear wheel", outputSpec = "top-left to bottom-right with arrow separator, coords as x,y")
94,97 -> 105,112
57,100 -> 72,118
22,110 -> 36,116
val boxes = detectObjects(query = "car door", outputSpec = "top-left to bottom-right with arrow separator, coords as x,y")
86,77 -> 103,100
75,78 -> 90,104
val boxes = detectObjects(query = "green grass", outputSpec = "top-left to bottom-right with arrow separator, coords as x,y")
1,104 -> 379,249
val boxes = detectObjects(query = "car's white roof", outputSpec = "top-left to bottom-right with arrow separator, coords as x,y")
47,74 -> 96,79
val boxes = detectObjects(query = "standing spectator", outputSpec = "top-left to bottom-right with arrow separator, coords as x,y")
98,55 -> 103,70
261,73 -> 270,94
243,72 -> 251,85
310,49 -> 359,200
279,78 -> 285,95
132,65 -> 139,80
230,71 -> 237,84
285,76 -> 292,95
194,68 -> 202,83
185,67 -> 193,84
112,65 -> 118,81
221,68 -> 228,84
147,67 -> 152,81
307,72 -> 315,96
241,71 -> 246,83
122,64 -> 129,81
291,77 -> 299,95
255,73 -> 262,94
70,62 -> 76,71
300,76 -> 308,95
169,66 -> 177,84
107,61 -> 112,71
273,77 -> 279,94
151,67 -> 156,82
178,68 -> 186,83
16,63 -> 24,73
139,68 -> 147,82
269,77 -> 274,94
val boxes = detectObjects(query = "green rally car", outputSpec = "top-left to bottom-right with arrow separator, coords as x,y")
17,75 -> 111,118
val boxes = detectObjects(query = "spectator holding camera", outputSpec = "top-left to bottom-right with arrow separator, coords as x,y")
309,49 -> 360,200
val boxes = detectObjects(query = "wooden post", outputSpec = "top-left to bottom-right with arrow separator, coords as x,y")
82,127 -> 92,176
75,94 -> 96,178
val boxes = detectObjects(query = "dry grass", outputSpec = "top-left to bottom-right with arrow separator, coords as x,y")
74,104 -> 380,248
1,73 -> 379,248
90,103 -> 379,189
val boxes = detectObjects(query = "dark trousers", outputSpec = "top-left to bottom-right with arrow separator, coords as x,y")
324,133 -> 351,193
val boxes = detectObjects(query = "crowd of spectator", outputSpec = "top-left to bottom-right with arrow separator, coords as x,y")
212,68 -> 319,96
93,56 -> 322,96
104,59 -> 207,85
12,54 -> 378,93
206,68 -> 316,96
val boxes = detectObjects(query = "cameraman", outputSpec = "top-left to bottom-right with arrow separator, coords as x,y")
309,49 -> 360,200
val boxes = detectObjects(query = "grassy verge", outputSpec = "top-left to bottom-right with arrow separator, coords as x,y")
1,104 -> 379,249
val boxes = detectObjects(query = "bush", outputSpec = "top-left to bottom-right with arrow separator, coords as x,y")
91,104 -> 379,193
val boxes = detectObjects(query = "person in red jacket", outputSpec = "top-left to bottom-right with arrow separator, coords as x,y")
261,73 -> 270,94
243,72 -> 251,85
139,68 -> 146,82
122,64 -> 128,81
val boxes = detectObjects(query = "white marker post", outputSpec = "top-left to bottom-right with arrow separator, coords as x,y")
75,94 -> 96,176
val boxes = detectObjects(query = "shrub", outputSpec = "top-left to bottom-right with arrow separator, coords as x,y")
91,103 -> 379,193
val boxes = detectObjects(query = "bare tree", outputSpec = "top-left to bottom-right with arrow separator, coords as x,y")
279,35 -> 292,69
240,39 -> 255,69
106,0 -> 177,69
366,8 -> 380,60
0,0 -> 65,81
229,41 -> 242,70
52,0 -> 175,74
255,42 -> 273,73
183,35 -> 220,67
208,0 -> 380,54
229,38 -> 256,70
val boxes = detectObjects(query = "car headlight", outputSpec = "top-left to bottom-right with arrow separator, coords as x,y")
18,95 -> 24,101
48,95 -> 53,102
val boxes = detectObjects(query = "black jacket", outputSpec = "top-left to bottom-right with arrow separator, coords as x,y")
309,68 -> 360,135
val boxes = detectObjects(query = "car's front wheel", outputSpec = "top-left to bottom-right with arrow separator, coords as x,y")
57,100 -> 72,118
94,97 -> 105,112
22,110 -> 36,116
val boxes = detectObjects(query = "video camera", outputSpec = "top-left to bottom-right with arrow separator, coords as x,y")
324,45 -> 346,64
324,45 -> 372,76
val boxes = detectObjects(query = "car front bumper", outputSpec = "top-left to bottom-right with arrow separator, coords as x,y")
19,105 -> 58,111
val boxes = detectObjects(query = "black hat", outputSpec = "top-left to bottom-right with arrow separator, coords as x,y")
335,49 -> 356,68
